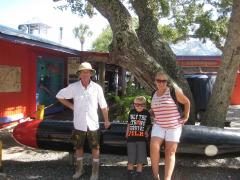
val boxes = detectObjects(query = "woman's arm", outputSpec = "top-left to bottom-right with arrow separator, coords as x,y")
175,89 -> 190,124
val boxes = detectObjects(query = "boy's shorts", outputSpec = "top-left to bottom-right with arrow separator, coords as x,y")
127,141 -> 148,165
151,124 -> 182,142
73,129 -> 100,149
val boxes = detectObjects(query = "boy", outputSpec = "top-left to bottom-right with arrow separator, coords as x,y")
125,96 -> 151,180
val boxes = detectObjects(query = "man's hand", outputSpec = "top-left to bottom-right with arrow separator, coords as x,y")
104,121 -> 111,129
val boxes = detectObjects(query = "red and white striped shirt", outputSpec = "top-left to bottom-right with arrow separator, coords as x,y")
151,88 -> 182,129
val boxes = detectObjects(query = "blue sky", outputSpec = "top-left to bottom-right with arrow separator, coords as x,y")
0,0 -> 109,50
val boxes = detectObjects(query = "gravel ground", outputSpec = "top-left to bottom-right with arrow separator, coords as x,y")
1,106 -> 240,180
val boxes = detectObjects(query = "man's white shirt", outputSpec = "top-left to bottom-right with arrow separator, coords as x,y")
56,81 -> 107,131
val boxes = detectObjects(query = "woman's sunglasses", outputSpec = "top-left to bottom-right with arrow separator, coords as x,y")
155,79 -> 167,84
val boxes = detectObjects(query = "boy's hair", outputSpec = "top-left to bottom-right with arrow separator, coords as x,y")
134,96 -> 146,104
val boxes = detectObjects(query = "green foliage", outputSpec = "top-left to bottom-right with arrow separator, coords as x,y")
73,24 -> 93,39
125,80 -> 148,97
106,82 -> 151,122
57,0 -> 95,17
195,11 -> 228,47
92,26 -> 112,52
158,0 -> 170,17
167,0 -> 231,46
73,23 -> 93,50
61,0 -> 232,49
158,25 -> 179,42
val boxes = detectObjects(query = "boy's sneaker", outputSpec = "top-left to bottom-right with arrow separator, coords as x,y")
135,172 -> 143,180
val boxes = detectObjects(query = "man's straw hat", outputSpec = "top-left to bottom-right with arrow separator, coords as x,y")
76,62 -> 96,76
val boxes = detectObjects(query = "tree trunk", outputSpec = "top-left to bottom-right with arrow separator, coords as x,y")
202,0 -> 240,127
89,0 -> 196,123
89,0 -> 164,90
131,0 -> 195,124
80,42 -> 84,51
80,37 -> 84,51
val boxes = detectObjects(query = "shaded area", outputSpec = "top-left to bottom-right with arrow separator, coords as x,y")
1,129 -> 240,180
2,160 -> 240,180
1,106 -> 240,180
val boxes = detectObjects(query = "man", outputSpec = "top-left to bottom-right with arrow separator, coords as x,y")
56,62 -> 110,180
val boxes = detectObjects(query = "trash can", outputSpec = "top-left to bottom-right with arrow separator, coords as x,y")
185,74 -> 216,120
186,74 -> 216,111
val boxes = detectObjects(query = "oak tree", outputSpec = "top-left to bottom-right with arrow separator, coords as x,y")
57,0 -> 239,127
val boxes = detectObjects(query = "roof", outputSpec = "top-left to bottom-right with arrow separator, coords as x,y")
170,38 -> 222,56
0,24 -> 79,55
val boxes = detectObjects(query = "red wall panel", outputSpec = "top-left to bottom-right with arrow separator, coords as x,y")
231,73 -> 240,105
0,39 -> 72,126
0,40 -> 36,122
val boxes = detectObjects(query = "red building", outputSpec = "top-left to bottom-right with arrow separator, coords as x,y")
0,25 -> 109,128
176,55 -> 221,74
176,55 -> 240,105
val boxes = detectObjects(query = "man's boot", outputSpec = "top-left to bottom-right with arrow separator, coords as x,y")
153,174 -> 160,180
72,159 -> 85,179
90,160 -> 99,180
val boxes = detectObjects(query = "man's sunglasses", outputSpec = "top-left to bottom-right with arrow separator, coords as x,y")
155,79 -> 167,84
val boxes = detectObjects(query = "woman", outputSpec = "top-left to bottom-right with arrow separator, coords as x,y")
150,71 -> 190,180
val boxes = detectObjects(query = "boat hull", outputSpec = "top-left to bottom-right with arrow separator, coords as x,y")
13,119 -> 240,157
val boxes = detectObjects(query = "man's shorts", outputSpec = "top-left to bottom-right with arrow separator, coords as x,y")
72,129 -> 100,149
151,124 -> 182,142
127,141 -> 148,165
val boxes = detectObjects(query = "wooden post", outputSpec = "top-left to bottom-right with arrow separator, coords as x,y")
0,140 -> 6,179
98,62 -> 106,91
118,67 -> 126,96
0,141 -> 2,172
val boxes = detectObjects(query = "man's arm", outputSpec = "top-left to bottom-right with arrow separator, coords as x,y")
57,98 -> 74,111
101,108 -> 110,129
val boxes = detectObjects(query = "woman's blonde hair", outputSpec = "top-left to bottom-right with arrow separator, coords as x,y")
155,71 -> 168,79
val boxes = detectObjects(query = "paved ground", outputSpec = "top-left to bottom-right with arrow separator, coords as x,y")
0,105 -> 240,180
1,129 -> 240,180
227,105 -> 240,127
